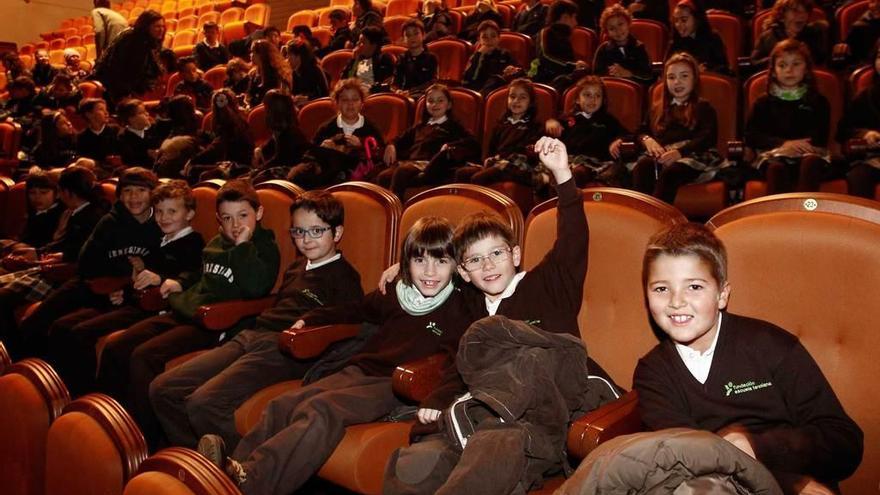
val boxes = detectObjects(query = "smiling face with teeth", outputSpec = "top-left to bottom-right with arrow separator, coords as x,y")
408,254 -> 455,297
646,253 -> 730,354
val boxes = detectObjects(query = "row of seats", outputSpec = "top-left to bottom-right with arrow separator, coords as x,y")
2,180 -> 878,494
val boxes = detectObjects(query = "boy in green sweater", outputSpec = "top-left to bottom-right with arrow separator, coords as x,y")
98,179 -> 280,448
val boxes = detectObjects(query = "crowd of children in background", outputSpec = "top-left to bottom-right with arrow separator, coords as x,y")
3,0 -> 880,205
0,0 -> 870,491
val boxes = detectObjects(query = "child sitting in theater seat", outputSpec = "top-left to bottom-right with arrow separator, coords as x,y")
75,98 -> 120,174
512,0 -> 549,37
285,39 -> 330,106
30,111 -> 78,170
47,180 -> 204,396
545,75 -> 628,187
632,222 -> 862,493
288,78 -> 384,188
117,99 -> 162,168
631,52 -> 723,205
0,169 -> 64,260
185,89 -> 255,182
393,19 -> 439,98
462,20 -> 518,96
527,1 -> 589,91
96,179 -> 279,449
33,73 -> 83,114
151,190 -> 362,450
665,0 -> 731,75
0,166 -> 106,352
593,4 -> 654,84
250,90 -> 312,184
342,26 -> 395,94
744,39 -> 831,195
377,83 -> 479,200
455,78 -> 546,188
318,9 -> 353,57
173,57 -> 215,112
838,39 -> 880,199
194,21 -> 231,72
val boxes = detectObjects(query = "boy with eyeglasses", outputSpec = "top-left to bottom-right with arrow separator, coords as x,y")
384,137 -> 600,494
150,190 -> 363,451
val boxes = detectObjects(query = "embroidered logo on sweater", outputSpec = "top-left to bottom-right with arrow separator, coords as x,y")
525,319 -> 541,326
107,246 -> 150,259
300,289 -> 323,305
426,321 -> 442,336
724,380 -> 773,397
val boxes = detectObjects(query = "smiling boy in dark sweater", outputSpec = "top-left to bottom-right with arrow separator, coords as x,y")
98,178 -> 280,448
634,223 -> 863,494
15,167 -> 161,358
150,190 -> 363,450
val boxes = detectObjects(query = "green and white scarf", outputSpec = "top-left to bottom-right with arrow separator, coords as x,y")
396,280 -> 455,316
770,84 -> 808,101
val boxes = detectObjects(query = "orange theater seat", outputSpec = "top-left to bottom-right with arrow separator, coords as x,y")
297,97 -> 337,141
288,9 -> 318,30
382,15 -> 412,45
571,26 -> 597,67
44,394 -> 147,495
707,11 -> 742,73
2,180 -> 27,240
247,104 -> 271,146
321,49 -> 355,88
0,359 -> 71,495
483,83 -> 557,157
498,31 -> 534,69
385,0 -> 421,17
562,76 -> 643,134
203,65 -> 226,88
427,38 -> 473,82
363,92 -> 414,144
122,447 -> 240,495
629,19 -> 668,63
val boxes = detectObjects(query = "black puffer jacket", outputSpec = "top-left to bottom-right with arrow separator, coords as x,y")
555,428 -> 784,495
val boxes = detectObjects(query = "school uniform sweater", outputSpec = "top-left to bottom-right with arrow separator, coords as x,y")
317,26 -> 353,58
191,130 -> 254,166
845,12 -> 880,63
593,37 -> 654,84
314,116 -> 385,148
648,99 -> 718,154
76,125 -> 120,163
293,63 -> 330,100
77,201 -> 163,279
301,285 -> 473,409
665,32 -> 730,75
751,22 -> 828,67
462,48 -> 515,93
255,255 -> 363,332
393,50 -> 438,91
393,118 -> 478,161
20,202 -> 64,249
486,117 -> 544,158
836,86 -> 880,142
342,53 -> 395,89
168,224 -> 280,321
560,110 -> 627,160
194,41 -> 231,71
463,179 -> 587,337
118,127 -> 160,167
512,2 -> 549,37
38,201 -> 106,262
261,127 -> 312,168
634,312 -> 863,489
154,230 -> 205,289
745,91 -> 830,151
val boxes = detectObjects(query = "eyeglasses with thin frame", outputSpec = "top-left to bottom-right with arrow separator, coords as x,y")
460,247 -> 512,272
289,226 -> 333,239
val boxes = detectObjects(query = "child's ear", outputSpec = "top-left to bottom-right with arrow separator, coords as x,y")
511,245 -> 522,268
255,205 -> 264,221
186,208 -> 195,222
457,265 -> 472,283
717,281 -> 731,310
332,225 -> 344,242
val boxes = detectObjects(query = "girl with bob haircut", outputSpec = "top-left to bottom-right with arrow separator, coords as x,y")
593,4 -> 653,84
631,52 -> 722,204
744,39 -> 830,195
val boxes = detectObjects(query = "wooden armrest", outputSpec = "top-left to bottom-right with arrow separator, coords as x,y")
39,263 -> 77,283
194,296 -> 275,331
392,353 -> 447,402
278,324 -> 362,359
136,287 -> 167,312
843,138 -> 868,160
567,390 -> 642,459
86,276 -> 131,295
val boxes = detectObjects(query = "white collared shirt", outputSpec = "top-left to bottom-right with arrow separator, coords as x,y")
506,116 -> 528,125
337,113 -> 365,135
90,125 -> 107,135
427,115 -> 448,126
306,253 -> 341,271
674,312 -> 723,384
72,201 -> 91,216
671,98 -> 689,106
161,226 -> 194,247
485,271 -> 527,316
35,202 -> 59,215
577,111 -> 593,119
127,126 -> 146,139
